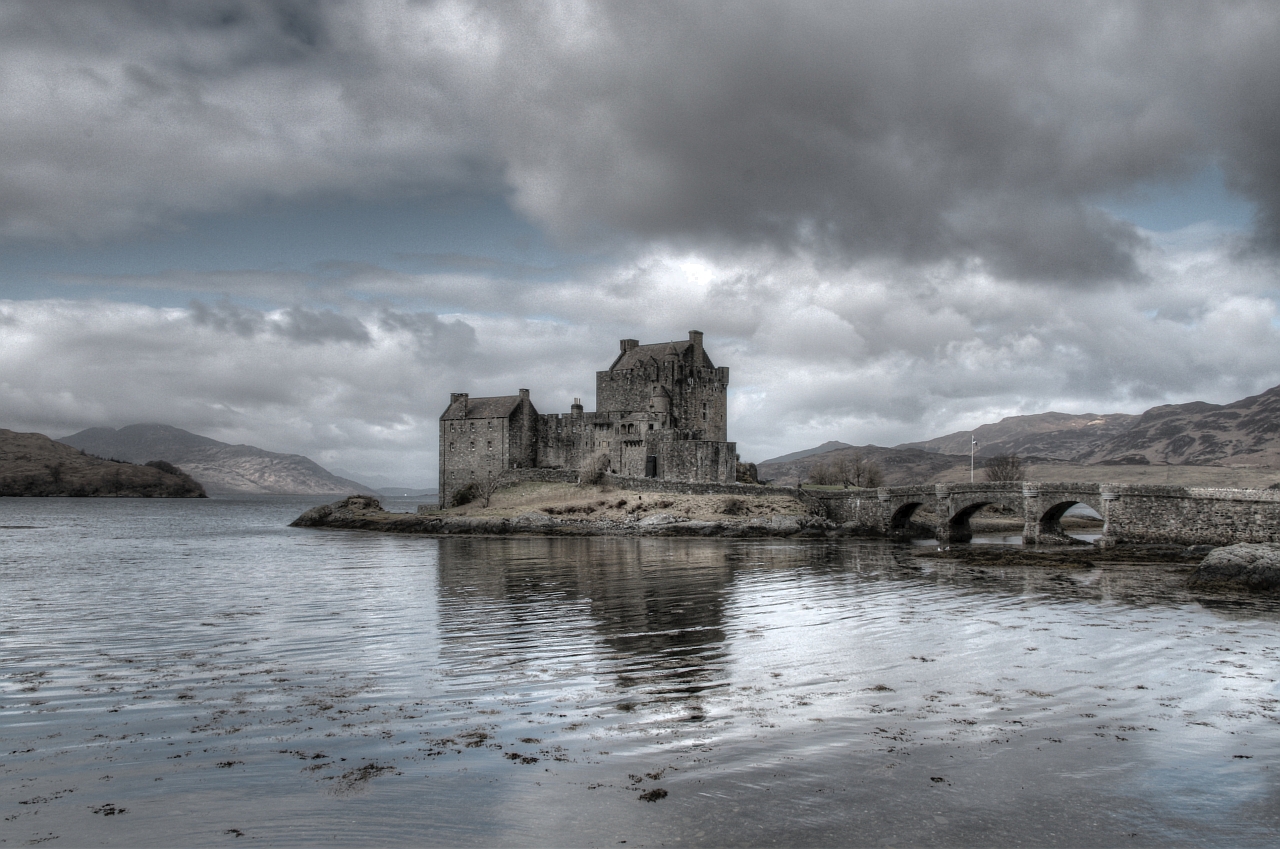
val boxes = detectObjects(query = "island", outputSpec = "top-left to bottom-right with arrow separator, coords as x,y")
0,429 -> 206,497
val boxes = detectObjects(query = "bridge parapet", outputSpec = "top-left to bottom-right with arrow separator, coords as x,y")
805,482 -> 1280,546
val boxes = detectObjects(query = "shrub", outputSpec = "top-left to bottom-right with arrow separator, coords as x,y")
451,483 -> 479,507
580,453 -> 611,486
720,497 -> 748,516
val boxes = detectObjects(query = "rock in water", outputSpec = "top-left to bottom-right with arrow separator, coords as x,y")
1187,543 -> 1280,593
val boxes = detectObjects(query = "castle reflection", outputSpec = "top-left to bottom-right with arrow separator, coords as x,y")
431,537 -> 885,708
434,537 -> 742,704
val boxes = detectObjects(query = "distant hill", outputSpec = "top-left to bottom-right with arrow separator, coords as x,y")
1074,385 -> 1280,467
757,444 -> 971,487
762,382 -> 1280,486
898,412 -> 1138,460
375,487 -> 437,498
329,467 -> 433,495
758,441 -> 854,466
0,429 -> 205,497
58,424 -> 374,497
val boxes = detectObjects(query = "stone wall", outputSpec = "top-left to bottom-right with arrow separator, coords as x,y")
1103,485 -> 1280,546
657,440 -> 738,484
509,468 -> 581,485
814,482 -> 1280,546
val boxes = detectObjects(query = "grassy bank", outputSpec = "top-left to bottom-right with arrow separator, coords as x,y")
441,481 -> 812,522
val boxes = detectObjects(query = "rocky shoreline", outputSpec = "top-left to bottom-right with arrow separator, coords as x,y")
292,495 -> 1280,595
291,495 -> 850,538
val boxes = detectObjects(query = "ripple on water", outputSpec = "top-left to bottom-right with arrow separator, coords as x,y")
2,498 -> 1280,847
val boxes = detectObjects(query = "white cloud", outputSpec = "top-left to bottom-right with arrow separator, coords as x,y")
4,227 -> 1279,481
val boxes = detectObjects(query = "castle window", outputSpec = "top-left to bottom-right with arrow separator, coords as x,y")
449,441 -> 455,450
469,422 -> 475,432
649,423 -> 654,431
487,440 -> 493,450
469,440 -> 475,450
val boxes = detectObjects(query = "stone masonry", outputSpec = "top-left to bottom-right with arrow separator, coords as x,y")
440,331 -> 737,507
811,482 -> 1280,546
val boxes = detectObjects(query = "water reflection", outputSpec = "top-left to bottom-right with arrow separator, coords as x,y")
4,500 -> 1280,848
436,537 -> 736,704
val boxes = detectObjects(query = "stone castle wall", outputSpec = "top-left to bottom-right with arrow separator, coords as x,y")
657,440 -> 738,484
439,414 -> 510,503
441,331 -> 737,505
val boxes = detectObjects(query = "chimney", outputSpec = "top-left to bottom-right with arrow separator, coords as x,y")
571,397 -> 584,417
620,339 -> 639,354
519,388 -> 530,401
689,330 -> 704,363
451,392 -> 468,415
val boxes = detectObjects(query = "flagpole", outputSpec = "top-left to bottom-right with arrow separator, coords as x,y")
971,435 -> 977,483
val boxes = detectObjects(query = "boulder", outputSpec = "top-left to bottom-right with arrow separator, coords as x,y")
1187,543 -> 1280,593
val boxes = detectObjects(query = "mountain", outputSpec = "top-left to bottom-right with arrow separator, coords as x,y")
764,382 -> 1280,486
0,429 -> 205,497
758,441 -> 855,466
1074,385 -> 1280,467
898,412 -> 1139,460
58,424 -> 374,497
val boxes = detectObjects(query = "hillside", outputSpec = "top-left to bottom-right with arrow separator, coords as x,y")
0,429 -> 206,497
898,412 -> 1138,460
58,424 -> 373,497
762,382 -> 1280,487
759,441 -> 855,466
1075,385 -> 1280,467
757,444 -> 971,487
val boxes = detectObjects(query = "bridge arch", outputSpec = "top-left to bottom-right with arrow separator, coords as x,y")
889,502 -> 925,537
946,500 -> 994,543
1020,486 -> 1107,544
943,491 -> 1025,543
1031,498 -> 1103,543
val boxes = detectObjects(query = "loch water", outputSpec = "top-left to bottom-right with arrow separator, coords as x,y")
2,497 -> 1279,847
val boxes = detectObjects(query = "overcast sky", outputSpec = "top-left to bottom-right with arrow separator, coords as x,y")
2,1 -> 1279,487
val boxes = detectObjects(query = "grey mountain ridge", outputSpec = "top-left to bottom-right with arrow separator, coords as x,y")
58,424 -> 374,497
759,382 -> 1280,484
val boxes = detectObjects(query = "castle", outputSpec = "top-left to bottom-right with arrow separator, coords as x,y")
439,330 -> 737,506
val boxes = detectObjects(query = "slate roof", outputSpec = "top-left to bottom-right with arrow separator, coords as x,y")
440,395 -> 523,420
610,340 -> 714,372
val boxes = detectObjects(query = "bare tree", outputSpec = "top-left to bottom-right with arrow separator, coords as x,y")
807,453 -> 884,487
853,456 -> 885,488
807,458 -> 842,485
476,469 -> 512,508
983,453 -> 1024,482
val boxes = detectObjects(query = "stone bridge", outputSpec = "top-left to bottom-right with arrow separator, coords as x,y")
806,482 -> 1280,547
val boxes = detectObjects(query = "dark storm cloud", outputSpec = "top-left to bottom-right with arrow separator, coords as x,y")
273,305 -> 370,344
377,309 -> 478,362
3,1 -> 1279,282
464,1 -> 1275,281
189,298 -> 265,337
190,299 -> 370,344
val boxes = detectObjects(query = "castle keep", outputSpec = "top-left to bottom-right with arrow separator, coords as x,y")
439,331 -> 737,505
